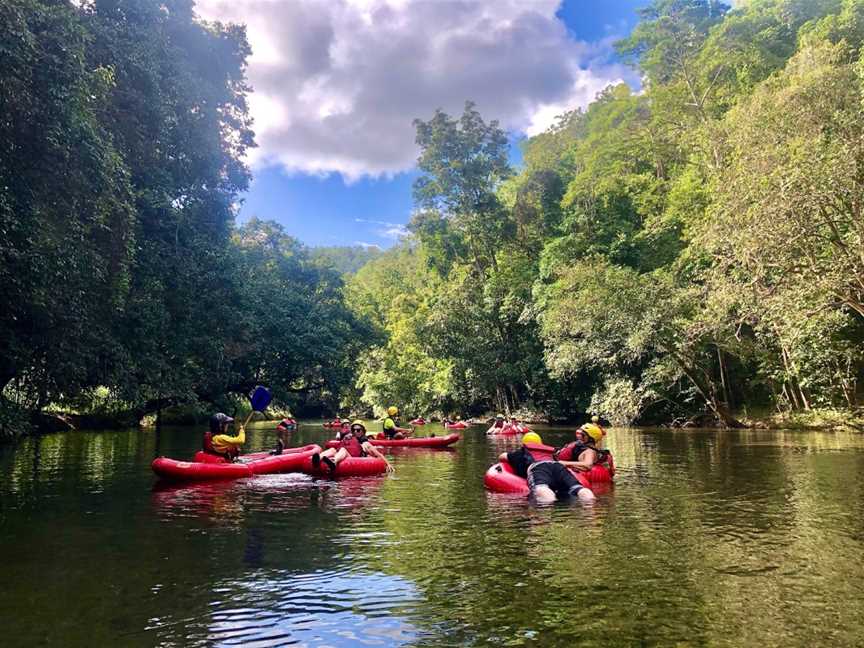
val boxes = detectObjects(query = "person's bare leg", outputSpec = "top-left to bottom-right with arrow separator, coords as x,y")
313,447 -> 337,471
531,485 -> 557,504
575,487 -> 595,502
332,447 -> 349,465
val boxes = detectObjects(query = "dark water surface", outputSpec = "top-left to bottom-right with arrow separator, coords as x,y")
2,423 -> 864,647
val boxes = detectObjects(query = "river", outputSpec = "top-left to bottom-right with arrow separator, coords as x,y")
1,423 -> 863,646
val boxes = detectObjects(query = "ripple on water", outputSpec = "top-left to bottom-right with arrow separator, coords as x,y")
194,571 -> 421,647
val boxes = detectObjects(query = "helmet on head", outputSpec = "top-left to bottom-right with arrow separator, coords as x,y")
578,423 -> 603,444
351,419 -> 366,433
522,432 -> 542,445
591,415 -> 600,424
387,406 -> 398,416
209,412 -> 234,434
496,414 -> 504,420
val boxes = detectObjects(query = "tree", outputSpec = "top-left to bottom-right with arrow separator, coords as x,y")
0,0 -> 135,408
412,101 -> 514,275
699,41 -> 864,407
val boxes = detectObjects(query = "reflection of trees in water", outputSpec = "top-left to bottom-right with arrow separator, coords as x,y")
335,428 -> 864,645
3,427 -> 864,645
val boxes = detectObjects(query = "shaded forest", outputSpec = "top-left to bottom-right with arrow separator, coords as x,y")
3,0 -> 864,435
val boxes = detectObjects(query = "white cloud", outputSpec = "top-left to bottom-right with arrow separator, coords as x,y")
197,0 -> 633,179
354,218 -> 408,239
380,225 -> 409,239
355,218 -> 404,227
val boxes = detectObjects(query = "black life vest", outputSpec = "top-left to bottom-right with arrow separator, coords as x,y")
506,447 -> 536,478
554,441 -> 598,463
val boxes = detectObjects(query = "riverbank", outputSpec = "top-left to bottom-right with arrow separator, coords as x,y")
4,398 -> 862,441
741,408 -> 864,432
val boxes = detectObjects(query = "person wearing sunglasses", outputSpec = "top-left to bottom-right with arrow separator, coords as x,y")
312,420 -> 394,475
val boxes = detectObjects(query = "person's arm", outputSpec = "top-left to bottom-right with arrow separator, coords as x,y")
363,441 -> 394,472
558,448 -> 597,472
212,426 -> 245,449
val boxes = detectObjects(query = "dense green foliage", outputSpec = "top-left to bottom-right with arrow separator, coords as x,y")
0,0 -> 369,434
310,245 -> 383,275
350,0 -> 864,425
4,0 -> 864,431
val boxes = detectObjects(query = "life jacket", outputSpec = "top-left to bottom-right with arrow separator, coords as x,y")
493,419 -> 504,428
202,431 -> 216,453
554,441 -> 599,463
523,441 -> 555,461
340,432 -> 365,458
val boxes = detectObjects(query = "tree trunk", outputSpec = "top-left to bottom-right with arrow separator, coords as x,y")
670,350 -> 745,428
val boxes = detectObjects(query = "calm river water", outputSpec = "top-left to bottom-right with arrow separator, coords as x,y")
1,423 -> 863,647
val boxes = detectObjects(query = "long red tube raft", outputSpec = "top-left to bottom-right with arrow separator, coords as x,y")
324,433 -> 460,449
483,443 -> 614,494
445,421 -> 469,430
297,454 -> 389,478
487,424 -> 531,436
151,444 -> 321,482
410,418 -> 426,425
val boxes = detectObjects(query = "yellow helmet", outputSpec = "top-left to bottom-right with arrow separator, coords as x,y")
496,413 -> 504,419
387,406 -> 398,416
522,432 -> 542,445
351,419 -> 366,432
579,423 -> 603,443
591,415 -> 600,424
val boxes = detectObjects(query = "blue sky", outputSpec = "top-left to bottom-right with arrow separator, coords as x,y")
198,0 -> 647,248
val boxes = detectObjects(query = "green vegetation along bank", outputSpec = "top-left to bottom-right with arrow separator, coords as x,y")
344,0 -> 864,429
3,0 -> 864,437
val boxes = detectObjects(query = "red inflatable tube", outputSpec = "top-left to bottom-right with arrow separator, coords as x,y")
484,447 -> 614,494
153,457 -> 253,481
410,418 -> 426,425
445,422 -> 468,429
322,421 -> 343,429
297,454 -> 389,478
152,444 -> 321,482
487,424 -> 530,436
325,433 -> 460,449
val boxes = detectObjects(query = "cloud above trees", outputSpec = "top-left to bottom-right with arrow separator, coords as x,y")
197,0 -> 632,179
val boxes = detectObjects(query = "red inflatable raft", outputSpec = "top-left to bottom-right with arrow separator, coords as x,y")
151,444 -> 321,482
325,433 -> 460,449
297,454 -> 388,478
410,418 -> 427,425
445,421 -> 469,430
483,443 -> 614,494
487,424 -> 530,436
322,420 -> 343,429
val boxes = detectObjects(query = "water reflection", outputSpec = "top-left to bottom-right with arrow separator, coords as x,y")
1,424 -> 864,646
195,571 -> 420,647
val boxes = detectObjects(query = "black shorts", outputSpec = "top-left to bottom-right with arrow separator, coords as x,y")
527,461 -> 584,499
383,429 -> 397,439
